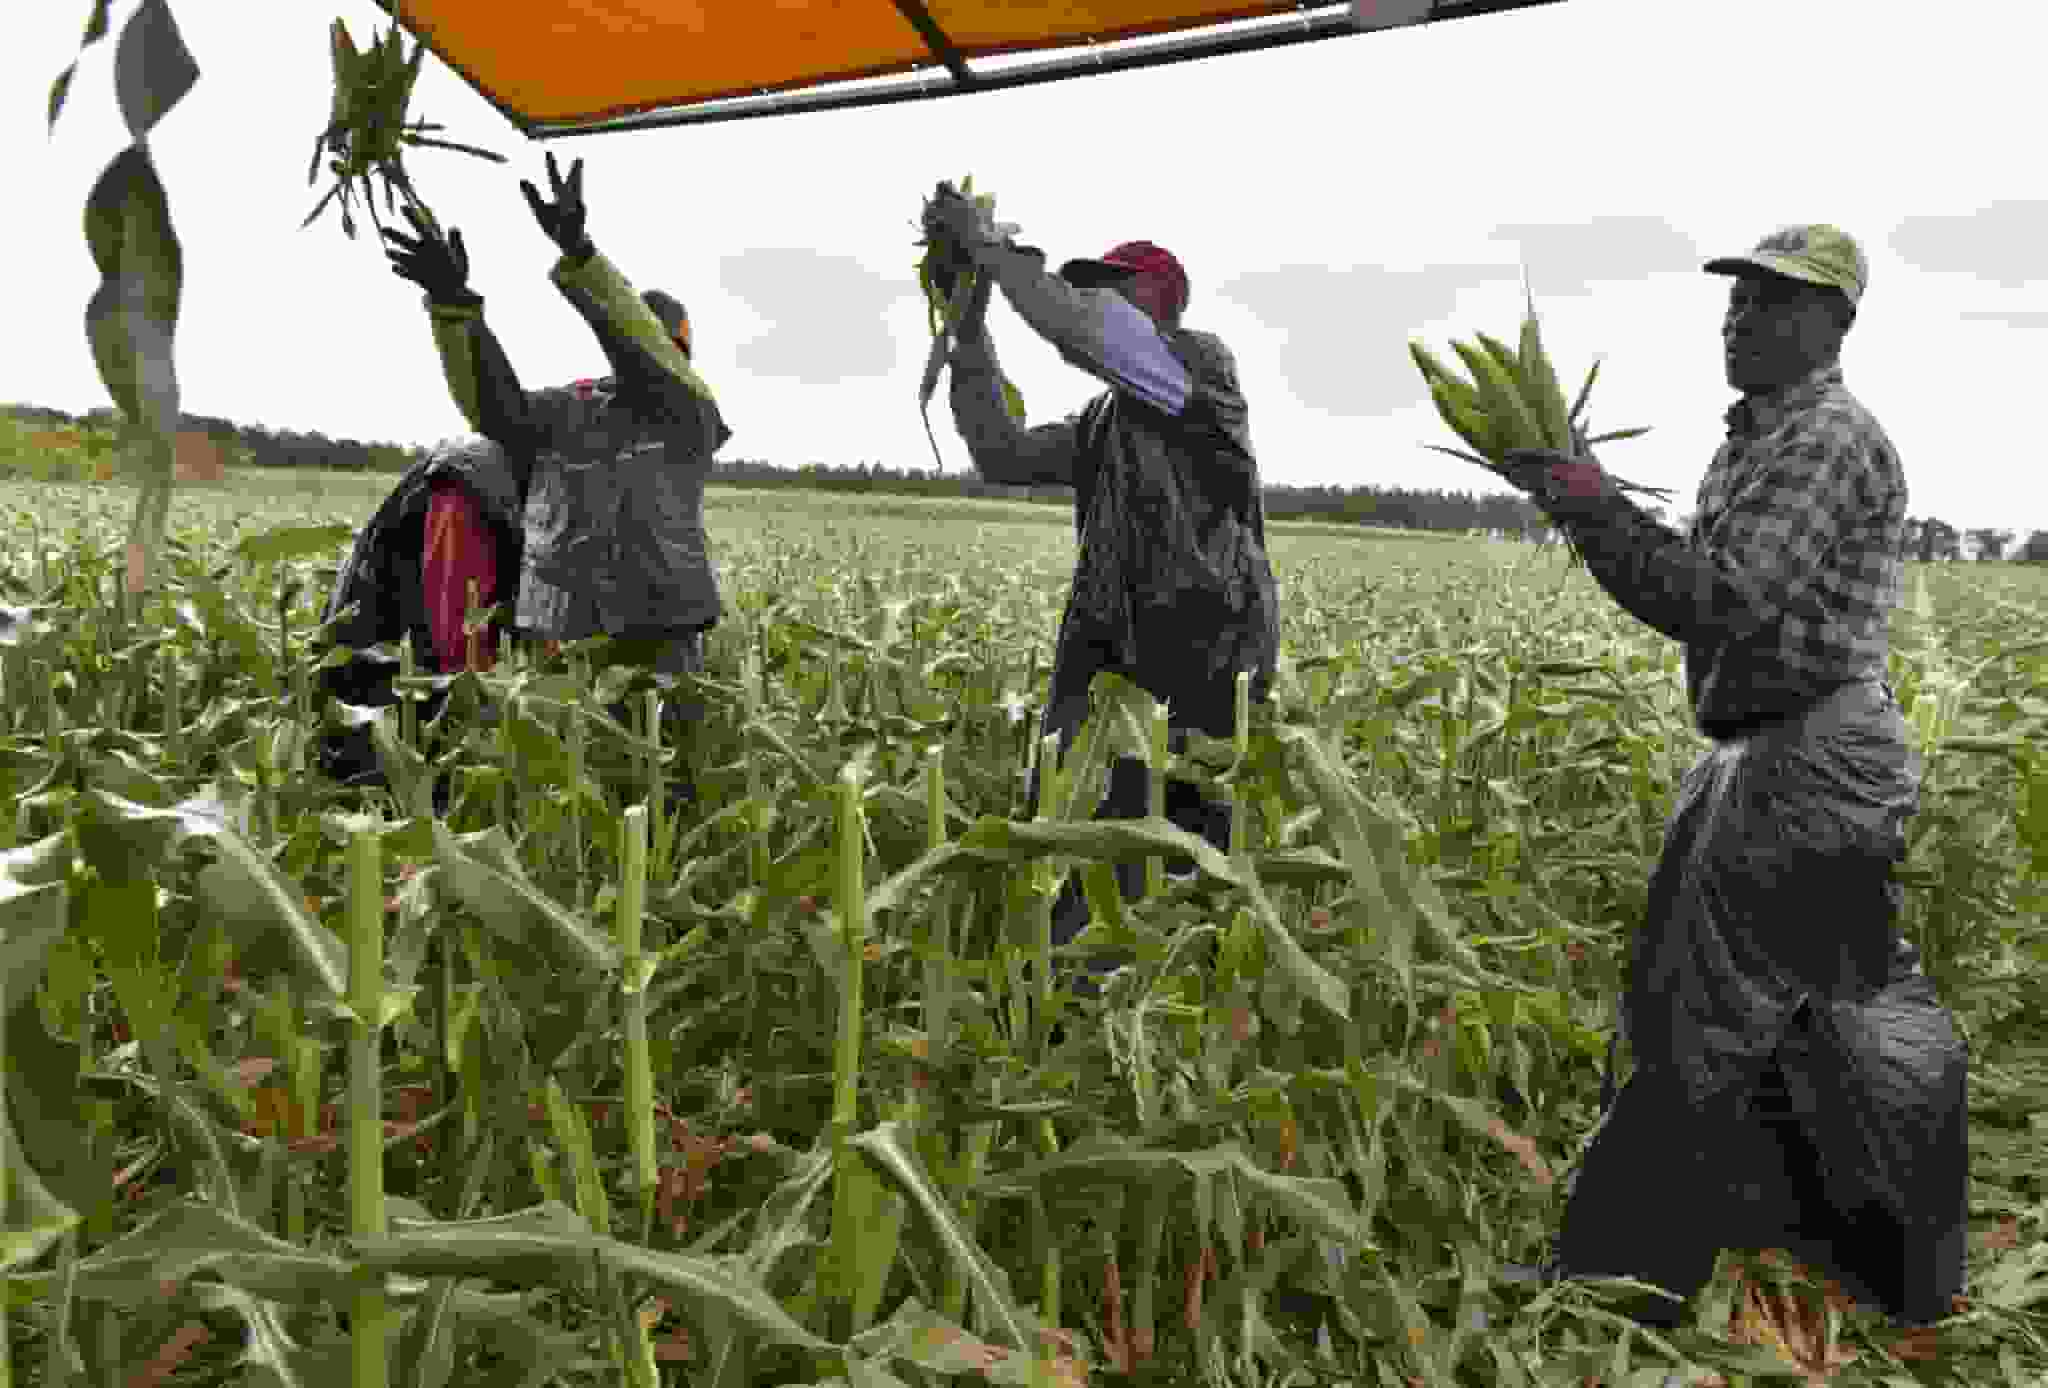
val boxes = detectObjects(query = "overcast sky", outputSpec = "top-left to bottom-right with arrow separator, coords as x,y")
6,0 -> 2045,537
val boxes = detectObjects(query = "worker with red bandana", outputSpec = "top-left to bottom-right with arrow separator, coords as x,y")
924,186 -> 1281,992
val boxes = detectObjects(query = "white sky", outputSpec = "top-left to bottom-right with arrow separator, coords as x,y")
5,0 -> 2045,539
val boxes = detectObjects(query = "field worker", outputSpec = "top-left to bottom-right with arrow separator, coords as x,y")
922,185 -> 1281,992
379,154 -> 730,782
316,433 -> 528,788
1498,225 -> 1969,1329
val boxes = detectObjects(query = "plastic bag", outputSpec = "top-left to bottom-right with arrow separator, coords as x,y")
1622,681 -> 1928,1100
1558,679 -> 1970,1325
1778,961 -> 1971,1322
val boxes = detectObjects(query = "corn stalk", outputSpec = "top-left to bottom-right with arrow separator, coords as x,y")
347,817 -> 391,1388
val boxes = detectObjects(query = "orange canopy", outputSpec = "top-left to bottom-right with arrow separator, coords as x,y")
376,0 -> 1564,138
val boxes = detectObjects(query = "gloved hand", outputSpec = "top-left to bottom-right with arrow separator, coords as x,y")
519,152 -> 595,263
381,205 -> 481,307
923,182 -> 1002,251
924,180 -> 1040,269
1502,447 -> 1613,510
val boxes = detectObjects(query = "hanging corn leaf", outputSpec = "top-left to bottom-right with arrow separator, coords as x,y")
46,0 -> 117,133
70,0 -> 200,612
83,146 -> 183,609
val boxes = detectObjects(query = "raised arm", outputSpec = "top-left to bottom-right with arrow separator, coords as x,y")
425,299 -> 543,457
381,206 -> 540,477
946,272 -> 1085,486
550,251 -> 723,448
1534,417 -> 1885,647
977,244 -> 1193,416
922,183 -> 1211,487
518,152 -> 721,444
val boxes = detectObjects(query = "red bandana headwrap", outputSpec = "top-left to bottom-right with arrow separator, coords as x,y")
1096,241 -> 1189,321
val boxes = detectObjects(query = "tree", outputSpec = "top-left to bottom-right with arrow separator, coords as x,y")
2021,530 -> 2048,564
1915,517 -> 1961,564
1966,527 -> 2015,562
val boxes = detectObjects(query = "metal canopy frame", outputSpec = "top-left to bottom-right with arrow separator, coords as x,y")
376,0 -> 1567,141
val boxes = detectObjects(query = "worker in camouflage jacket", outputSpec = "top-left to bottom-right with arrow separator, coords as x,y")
1500,226 -> 1969,1330
379,154 -> 730,704
924,185 -> 1281,991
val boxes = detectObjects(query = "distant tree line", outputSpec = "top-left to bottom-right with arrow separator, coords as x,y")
709,456 -> 1561,535
8,400 -> 2046,557
6,403 -> 422,475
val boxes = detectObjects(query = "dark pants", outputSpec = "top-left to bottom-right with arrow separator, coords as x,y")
1024,752 -> 1234,997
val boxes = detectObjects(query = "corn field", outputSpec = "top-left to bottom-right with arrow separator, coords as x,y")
1,469 -> 2044,1388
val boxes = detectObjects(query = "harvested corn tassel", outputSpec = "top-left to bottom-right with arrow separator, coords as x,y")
915,177 -> 1026,470
305,18 -> 505,239
1411,266 -> 1670,564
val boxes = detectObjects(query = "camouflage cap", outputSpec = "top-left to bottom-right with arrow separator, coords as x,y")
1704,224 -> 1867,304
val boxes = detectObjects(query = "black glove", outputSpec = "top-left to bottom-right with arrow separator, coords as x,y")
381,205 -> 480,307
519,152 -> 594,263
923,182 -> 998,248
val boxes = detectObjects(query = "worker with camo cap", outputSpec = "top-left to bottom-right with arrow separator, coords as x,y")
923,186 -> 1282,995
381,156 -> 725,673
1499,226 -> 1970,1329
376,154 -> 730,801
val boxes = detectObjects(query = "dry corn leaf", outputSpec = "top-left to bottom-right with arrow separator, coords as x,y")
1724,1250 -> 1865,1384
245,1084 -> 298,1139
1184,1244 -> 1214,1330
1101,1252 -> 1132,1375
125,1320 -> 211,1388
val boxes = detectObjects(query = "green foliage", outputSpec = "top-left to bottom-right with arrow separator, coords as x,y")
0,477 -> 2042,1385
0,413 -> 122,486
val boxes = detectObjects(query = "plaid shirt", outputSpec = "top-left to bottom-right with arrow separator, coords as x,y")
1553,363 -> 1907,738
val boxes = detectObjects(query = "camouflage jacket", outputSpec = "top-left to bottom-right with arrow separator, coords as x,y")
949,248 -> 1280,744
425,250 -> 731,641
1549,364 -> 1907,739
322,433 -> 526,675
